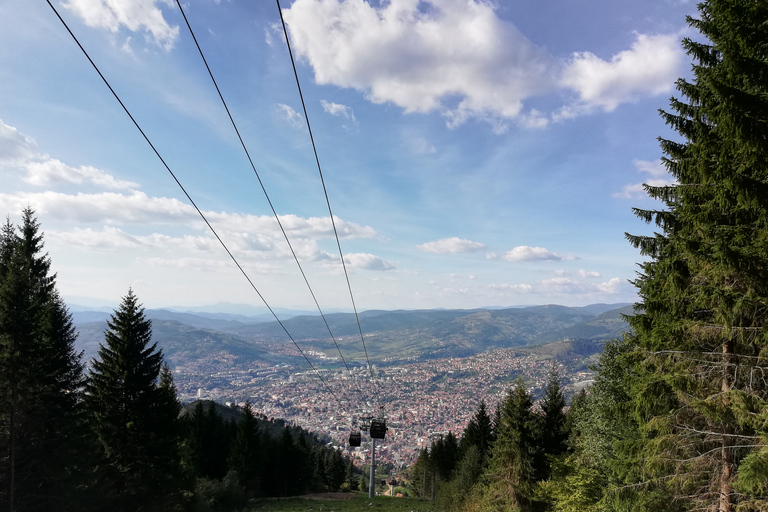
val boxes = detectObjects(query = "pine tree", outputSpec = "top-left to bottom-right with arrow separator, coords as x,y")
0,210 -> 86,512
625,1 -> 768,510
228,402 -> 261,496
485,380 -> 538,512
536,366 -> 568,480
460,400 -> 493,462
86,289 -> 181,511
328,448 -> 346,491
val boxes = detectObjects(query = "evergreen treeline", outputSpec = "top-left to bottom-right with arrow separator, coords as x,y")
409,370 -> 569,511
410,1 -> 768,510
0,209 -> 358,512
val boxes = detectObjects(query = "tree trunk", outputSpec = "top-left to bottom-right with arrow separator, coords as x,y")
719,338 -> 734,512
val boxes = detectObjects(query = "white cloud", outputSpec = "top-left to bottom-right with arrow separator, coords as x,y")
418,237 -> 486,254
62,0 -> 179,49
633,159 -> 668,178
0,119 -> 139,190
489,283 -> 533,292
540,276 -> 622,295
613,159 -> 677,199
561,33 -> 682,113
282,1 -> 684,128
504,246 -> 564,262
142,257 -> 283,274
0,191 -> 378,244
276,103 -> 304,128
321,100 -> 357,122
0,190 -> 197,224
282,0 -> 553,128
0,121 -> 37,164
578,269 -> 602,278
344,252 -> 395,271
24,159 -> 139,189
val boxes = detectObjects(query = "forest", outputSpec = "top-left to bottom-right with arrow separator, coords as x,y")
3,0 -> 768,511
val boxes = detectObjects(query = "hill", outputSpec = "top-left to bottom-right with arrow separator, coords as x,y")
73,303 -> 632,368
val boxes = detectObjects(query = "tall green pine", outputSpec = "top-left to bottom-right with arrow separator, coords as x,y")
0,210 -> 86,512
625,1 -> 768,511
86,289 -> 181,511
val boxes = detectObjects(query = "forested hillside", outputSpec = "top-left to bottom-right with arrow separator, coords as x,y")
72,304 -> 632,368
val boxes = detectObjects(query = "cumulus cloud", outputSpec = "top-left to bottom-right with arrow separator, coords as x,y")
578,269 -> 602,278
417,237 -> 487,254
614,159 -> 677,199
503,246 -> 569,262
282,0 -> 553,129
24,159 -> 139,189
321,100 -> 357,122
560,33 -> 682,114
62,0 -> 179,49
344,252 -> 395,271
281,1 -> 684,129
276,103 -> 304,127
0,191 -> 378,244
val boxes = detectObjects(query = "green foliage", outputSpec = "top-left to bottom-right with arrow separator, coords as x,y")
622,1 -> 768,510
0,209 -> 87,512
86,289 -> 183,510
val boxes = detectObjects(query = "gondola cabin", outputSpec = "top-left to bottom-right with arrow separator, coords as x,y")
349,431 -> 362,447
369,419 -> 387,439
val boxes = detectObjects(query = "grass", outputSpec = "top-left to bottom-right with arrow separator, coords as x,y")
247,493 -> 435,512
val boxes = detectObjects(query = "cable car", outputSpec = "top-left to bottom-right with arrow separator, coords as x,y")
349,431 -> 362,447
370,418 -> 387,439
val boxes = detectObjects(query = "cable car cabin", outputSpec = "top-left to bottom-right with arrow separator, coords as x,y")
349,431 -> 362,447
369,419 -> 387,439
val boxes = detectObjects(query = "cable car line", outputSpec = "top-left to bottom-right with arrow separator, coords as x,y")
45,0 -> 347,412
172,0 -> 370,407
275,0 -> 380,403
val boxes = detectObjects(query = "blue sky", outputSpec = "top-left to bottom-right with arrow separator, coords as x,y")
0,0 -> 695,312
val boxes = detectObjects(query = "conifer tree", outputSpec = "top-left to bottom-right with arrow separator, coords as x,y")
625,1 -> 768,510
86,289 -> 181,511
328,448 -> 346,491
536,367 -> 568,480
228,402 -> 260,495
460,400 -> 493,462
0,210 -> 86,512
485,380 -> 538,511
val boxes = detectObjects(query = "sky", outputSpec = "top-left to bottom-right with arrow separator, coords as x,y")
0,0 -> 697,313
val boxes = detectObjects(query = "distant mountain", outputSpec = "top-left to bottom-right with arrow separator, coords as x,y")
74,319 -> 288,367
72,303 -> 633,368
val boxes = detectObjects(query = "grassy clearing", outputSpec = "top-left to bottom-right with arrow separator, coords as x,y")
247,493 -> 435,512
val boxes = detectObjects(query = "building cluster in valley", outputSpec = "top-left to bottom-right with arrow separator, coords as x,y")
173,346 -> 595,468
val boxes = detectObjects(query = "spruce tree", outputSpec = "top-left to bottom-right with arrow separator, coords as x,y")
460,400 -> 493,462
536,366 -> 568,480
484,380 -> 538,511
0,210 -> 86,512
228,402 -> 260,496
86,289 -> 181,511
625,1 -> 768,510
